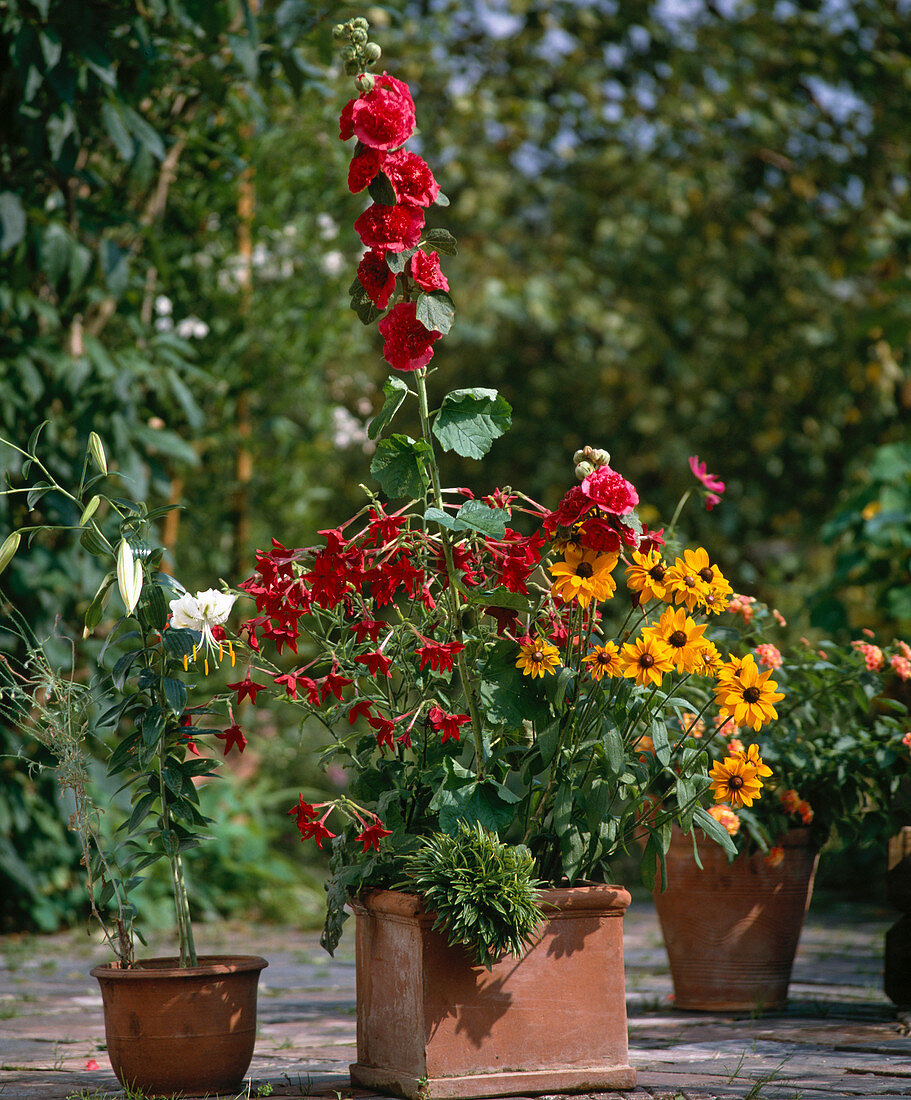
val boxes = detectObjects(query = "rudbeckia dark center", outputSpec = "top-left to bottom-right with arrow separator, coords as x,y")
576,562 -> 594,579
743,686 -> 761,703
649,565 -> 665,581
684,574 -> 696,587
640,654 -> 655,667
668,630 -> 687,647
699,567 -> 714,583
729,775 -> 745,790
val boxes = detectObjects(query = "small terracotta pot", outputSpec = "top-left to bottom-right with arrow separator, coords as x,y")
90,954 -> 268,1096
349,885 -> 636,1099
653,828 -> 818,1012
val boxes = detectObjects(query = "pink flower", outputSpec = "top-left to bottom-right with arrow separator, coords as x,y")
728,593 -> 756,624
378,301 -> 441,372
890,654 -> 911,682
354,203 -> 425,253
85,1059 -> 99,1071
772,609 -> 787,627
580,465 -> 639,516
851,640 -> 885,671
384,148 -> 440,206
902,731 -> 911,751
689,455 -> 726,494
357,249 -> 397,309
409,249 -> 449,292
755,643 -> 783,670
339,72 -> 416,150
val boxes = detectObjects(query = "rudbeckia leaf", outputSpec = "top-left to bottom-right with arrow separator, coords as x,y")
432,388 -> 512,460
368,375 -> 409,440
370,434 -> 431,499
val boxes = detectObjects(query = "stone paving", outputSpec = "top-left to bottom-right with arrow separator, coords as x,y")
1,891 -> 909,1100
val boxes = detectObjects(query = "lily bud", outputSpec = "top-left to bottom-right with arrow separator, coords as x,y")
79,495 -> 101,526
0,531 -> 21,576
116,539 -> 143,615
88,432 -> 107,475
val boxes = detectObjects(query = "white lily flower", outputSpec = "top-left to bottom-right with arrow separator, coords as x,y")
169,588 -> 237,675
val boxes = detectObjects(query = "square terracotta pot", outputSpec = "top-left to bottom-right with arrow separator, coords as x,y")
349,885 -> 636,1099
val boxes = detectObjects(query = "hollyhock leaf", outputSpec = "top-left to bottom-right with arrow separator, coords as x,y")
415,291 -> 455,335
368,172 -> 397,206
370,434 -> 431,499
424,506 -> 460,531
368,375 -> 409,441
350,285 -> 382,326
424,227 -> 458,255
386,247 -> 417,275
433,388 -> 512,460
452,500 -> 509,539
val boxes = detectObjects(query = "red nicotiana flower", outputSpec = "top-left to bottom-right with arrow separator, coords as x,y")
580,465 -> 639,516
288,797 -> 336,848
320,670 -> 353,702
484,604 -> 521,636
368,713 -> 396,750
215,724 -> 247,755
339,72 -> 416,150
354,203 -> 424,254
349,618 -> 385,643
226,674 -> 268,705
409,249 -> 449,292
638,525 -> 665,554
348,145 -> 385,193
355,650 -> 394,678
356,814 -> 393,852
364,505 -> 407,547
414,639 -> 465,673
428,705 -> 471,744
357,249 -> 398,309
347,699 -> 374,724
384,148 -> 440,206
377,301 -> 441,372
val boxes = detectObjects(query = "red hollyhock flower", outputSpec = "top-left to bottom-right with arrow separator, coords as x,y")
377,301 -> 441,372
348,145 -> 385,193
542,485 -> 593,533
354,203 -> 424,253
409,249 -> 449,292
227,675 -> 268,705
384,148 -> 440,206
428,705 -> 471,744
339,72 -> 416,150
576,515 -> 621,554
215,724 -> 247,756
580,465 -> 639,516
414,640 -> 465,673
357,249 -> 397,309
356,815 -> 393,852
355,650 -> 394,677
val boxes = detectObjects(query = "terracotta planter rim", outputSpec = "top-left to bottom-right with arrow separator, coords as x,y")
351,884 -> 631,921
90,954 -> 268,980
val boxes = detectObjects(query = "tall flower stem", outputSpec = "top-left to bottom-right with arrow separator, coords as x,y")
414,367 -> 486,776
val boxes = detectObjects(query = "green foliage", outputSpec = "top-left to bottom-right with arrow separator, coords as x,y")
813,442 -> 911,633
404,822 -> 544,968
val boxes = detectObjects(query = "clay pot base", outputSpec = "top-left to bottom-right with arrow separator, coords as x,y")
350,1063 -> 638,1100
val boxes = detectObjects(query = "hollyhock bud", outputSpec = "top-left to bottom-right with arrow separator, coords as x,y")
574,461 -> 593,480
364,42 -> 382,63
356,73 -> 376,93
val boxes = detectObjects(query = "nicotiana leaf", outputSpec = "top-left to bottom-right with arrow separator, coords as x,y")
368,375 -> 409,441
432,388 -> 512,460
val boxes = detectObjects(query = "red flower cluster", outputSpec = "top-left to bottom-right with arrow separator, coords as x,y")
542,464 -> 641,553
340,69 -> 448,373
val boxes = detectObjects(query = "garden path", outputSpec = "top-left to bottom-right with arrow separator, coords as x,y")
0,891 -> 908,1100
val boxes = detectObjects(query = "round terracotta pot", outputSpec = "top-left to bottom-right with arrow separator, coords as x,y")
349,884 -> 636,1099
90,955 -> 268,1096
653,828 -> 818,1012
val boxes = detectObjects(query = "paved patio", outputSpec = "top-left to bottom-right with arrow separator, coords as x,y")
1,891 -> 908,1100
